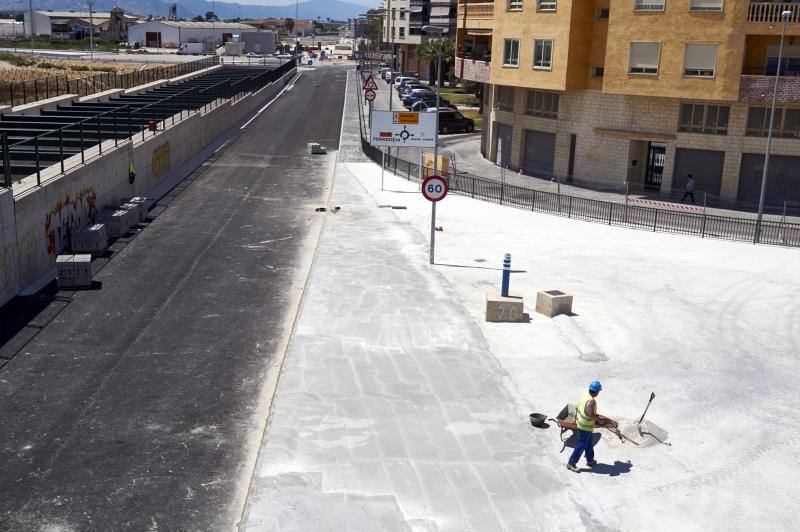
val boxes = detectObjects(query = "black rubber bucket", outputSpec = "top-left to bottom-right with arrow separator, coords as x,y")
529,413 -> 547,428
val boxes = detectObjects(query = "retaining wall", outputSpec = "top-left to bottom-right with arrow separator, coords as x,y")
0,66 -> 295,306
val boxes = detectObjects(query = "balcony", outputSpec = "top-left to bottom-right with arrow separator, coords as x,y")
456,52 -> 491,83
740,69 -> 800,104
747,2 -> 800,34
457,1 -> 495,31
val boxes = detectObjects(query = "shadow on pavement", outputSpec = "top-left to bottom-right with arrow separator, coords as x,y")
582,460 -> 634,477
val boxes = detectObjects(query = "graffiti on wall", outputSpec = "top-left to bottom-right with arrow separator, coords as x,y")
152,142 -> 171,178
44,186 -> 97,256
0,226 -> 37,296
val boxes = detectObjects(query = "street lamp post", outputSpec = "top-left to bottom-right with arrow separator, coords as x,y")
755,9 -> 793,244
88,1 -> 94,63
422,24 -> 446,265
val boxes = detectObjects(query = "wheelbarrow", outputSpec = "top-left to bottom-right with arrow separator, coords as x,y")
549,404 -> 639,447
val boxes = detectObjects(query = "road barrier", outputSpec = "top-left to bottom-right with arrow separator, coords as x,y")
0,56 -> 219,107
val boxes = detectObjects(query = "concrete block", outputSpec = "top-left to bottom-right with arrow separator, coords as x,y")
71,224 -> 108,254
97,209 -> 130,238
56,254 -> 93,288
535,290 -> 573,318
486,292 -> 524,323
308,142 -> 327,155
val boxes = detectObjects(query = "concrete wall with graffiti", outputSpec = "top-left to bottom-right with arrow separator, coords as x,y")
0,67 -> 295,307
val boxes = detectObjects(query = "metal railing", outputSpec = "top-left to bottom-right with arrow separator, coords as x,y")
748,2 -> 800,23
0,56 -> 219,107
354,73 -> 799,248
2,60 -> 297,190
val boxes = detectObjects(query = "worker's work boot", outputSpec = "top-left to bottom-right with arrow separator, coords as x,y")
586,460 -> 598,467
566,463 -> 579,472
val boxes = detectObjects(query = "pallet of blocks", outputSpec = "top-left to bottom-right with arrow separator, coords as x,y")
118,203 -> 140,228
56,254 -> 93,289
127,196 -> 152,222
71,224 -> 108,254
96,209 -> 130,238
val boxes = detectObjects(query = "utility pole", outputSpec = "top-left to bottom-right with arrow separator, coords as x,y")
755,9 -> 793,244
28,0 -> 34,54
296,0 -> 300,64
422,24 -> 445,265
88,1 -> 94,62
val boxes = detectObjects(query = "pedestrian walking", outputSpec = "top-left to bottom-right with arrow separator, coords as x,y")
681,174 -> 696,203
567,380 -> 616,472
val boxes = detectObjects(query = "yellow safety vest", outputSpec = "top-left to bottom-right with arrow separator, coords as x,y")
575,392 -> 596,432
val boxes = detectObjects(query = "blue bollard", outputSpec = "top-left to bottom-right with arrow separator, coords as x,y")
501,253 -> 511,297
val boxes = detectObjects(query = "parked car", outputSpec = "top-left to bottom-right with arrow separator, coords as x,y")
410,99 -> 455,112
393,76 -> 416,89
434,110 -> 476,134
246,52 -> 263,58
398,82 -> 426,97
402,89 -> 435,107
276,53 -> 295,60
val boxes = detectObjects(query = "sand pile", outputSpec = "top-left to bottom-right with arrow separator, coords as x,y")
614,419 -> 670,447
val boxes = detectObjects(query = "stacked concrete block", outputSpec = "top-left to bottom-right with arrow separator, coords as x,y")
97,208 -> 131,238
56,254 -> 93,288
129,197 -> 152,221
71,224 -> 108,254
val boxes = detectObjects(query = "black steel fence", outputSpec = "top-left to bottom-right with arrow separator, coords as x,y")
354,79 -> 799,247
2,60 -> 297,191
0,56 -> 220,107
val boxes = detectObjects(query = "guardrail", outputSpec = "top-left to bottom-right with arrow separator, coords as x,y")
354,71 -> 798,248
0,55 -> 219,107
1,60 -> 297,190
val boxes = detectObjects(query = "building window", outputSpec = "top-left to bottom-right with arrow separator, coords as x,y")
634,0 -> 665,11
538,0 -> 557,11
683,43 -> 717,77
689,0 -> 723,11
399,27 -> 405,38
503,39 -> 520,67
746,107 -> 800,138
497,86 -> 515,111
525,90 -> 559,119
597,7 -> 610,19
629,42 -> 660,74
534,39 -> 553,69
678,103 -> 729,135
592,66 -> 605,77
508,0 -> 524,11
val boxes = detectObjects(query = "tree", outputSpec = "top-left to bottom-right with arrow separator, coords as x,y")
192,15 -> 204,22
204,11 -> 217,22
285,17 -> 295,33
416,38 -> 455,82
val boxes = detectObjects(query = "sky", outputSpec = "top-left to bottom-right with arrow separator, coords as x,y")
226,0 -> 381,6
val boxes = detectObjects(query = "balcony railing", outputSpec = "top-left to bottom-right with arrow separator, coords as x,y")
456,53 -> 491,83
748,2 -> 800,23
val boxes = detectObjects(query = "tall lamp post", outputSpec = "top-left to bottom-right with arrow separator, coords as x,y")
422,24 -> 446,265
88,1 -> 94,63
756,9 -> 793,244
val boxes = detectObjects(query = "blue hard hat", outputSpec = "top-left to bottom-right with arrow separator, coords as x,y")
589,381 -> 602,393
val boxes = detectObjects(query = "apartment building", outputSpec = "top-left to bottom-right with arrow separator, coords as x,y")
384,0 -> 458,80
456,0 -> 800,205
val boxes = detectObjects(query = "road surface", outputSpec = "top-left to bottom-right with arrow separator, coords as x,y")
0,65 -> 347,530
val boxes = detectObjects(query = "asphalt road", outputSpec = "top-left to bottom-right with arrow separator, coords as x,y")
0,65 -> 347,530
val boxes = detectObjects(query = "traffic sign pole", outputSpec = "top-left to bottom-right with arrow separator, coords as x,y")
421,176 -> 448,265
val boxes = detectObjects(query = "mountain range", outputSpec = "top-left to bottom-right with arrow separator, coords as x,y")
0,0 -> 370,21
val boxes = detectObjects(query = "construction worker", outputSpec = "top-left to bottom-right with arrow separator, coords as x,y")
567,380 -> 616,472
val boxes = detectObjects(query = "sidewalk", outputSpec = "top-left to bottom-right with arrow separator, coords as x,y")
239,70 -> 598,531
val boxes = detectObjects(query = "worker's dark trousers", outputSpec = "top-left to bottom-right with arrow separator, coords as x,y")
569,429 -> 595,465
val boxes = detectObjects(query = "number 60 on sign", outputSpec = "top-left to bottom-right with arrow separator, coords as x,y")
422,175 -> 448,202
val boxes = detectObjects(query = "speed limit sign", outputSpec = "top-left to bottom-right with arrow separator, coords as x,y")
422,175 -> 448,202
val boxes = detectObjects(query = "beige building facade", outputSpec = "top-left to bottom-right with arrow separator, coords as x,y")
457,0 -> 800,206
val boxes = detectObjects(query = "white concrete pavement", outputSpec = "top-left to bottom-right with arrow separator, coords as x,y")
239,71 -> 602,531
